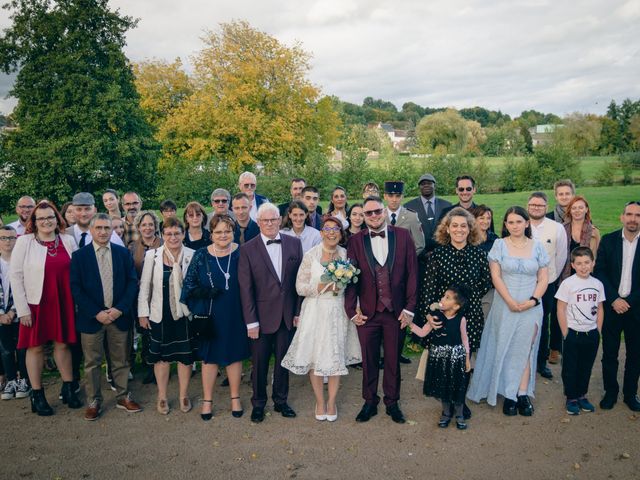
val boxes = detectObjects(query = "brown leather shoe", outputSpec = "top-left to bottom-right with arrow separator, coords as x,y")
116,393 -> 142,413
548,350 -> 561,364
84,400 -> 101,421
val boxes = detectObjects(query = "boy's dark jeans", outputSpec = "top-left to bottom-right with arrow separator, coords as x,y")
561,328 -> 599,399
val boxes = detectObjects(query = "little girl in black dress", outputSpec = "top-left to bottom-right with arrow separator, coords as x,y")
410,285 -> 471,430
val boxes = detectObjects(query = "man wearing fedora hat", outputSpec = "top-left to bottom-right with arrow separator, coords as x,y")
404,174 -> 452,254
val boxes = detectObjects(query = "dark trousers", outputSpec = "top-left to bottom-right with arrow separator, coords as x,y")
0,323 -> 27,382
537,279 -> 559,367
357,310 -> 401,407
70,330 -> 83,382
250,321 -> 294,408
602,306 -> 640,399
561,328 -> 599,399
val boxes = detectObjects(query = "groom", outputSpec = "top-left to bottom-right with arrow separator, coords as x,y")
345,196 -> 418,423
238,203 -> 303,423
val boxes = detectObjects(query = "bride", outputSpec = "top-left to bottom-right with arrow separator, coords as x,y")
281,216 -> 361,422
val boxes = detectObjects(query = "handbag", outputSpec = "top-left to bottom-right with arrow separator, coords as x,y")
190,255 -> 217,340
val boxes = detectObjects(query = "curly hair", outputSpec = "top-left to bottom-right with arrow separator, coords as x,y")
434,207 -> 481,246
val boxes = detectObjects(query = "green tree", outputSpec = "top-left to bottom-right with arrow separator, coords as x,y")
414,109 -> 475,155
159,21 -> 338,173
557,113 -> 602,156
0,0 -> 159,206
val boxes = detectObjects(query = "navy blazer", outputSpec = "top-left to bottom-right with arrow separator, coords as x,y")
594,229 -> 640,310
70,243 -> 139,334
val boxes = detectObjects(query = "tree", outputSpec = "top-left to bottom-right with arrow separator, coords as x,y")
0,0 -> 159,207
414,109 -> 480,155
158,20 -> 338,173
482,123 -> 526,156
557,113 -> 602,156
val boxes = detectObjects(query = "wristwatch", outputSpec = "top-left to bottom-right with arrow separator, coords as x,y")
529,296 -> 540,306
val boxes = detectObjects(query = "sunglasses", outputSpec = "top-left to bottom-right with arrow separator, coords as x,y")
457,187 -> 473,192
213,199 -> 228,204
363,208 -> 384,217
242,183 -> 256,189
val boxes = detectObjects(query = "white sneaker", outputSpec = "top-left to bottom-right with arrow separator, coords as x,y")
15,378 -> 31,399
1,380 -> 17,400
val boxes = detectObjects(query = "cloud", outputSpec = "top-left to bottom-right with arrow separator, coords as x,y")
0,0 -> 637,117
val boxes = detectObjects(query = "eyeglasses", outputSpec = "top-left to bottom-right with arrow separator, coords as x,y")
259,218 -> 280,224
213,199 -> 228,204
212,230 -> 233,236
163,232 -> 183,237
35,215 -> 56,223
322,226 -> 341,232
527,203 -> 547,208
242,183 -> 256,189
0,236 -> 17,241
457,187 -> 473,192
363,208 -> 384,217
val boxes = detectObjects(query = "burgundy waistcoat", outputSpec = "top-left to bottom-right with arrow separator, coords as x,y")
374,261 -> 393,313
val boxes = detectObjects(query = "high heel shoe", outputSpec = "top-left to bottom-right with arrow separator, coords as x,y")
61,381 -> 82,409
326,404 -> 338,422
315,403 -> 326,421
231,396 -> 243,418
30,388 -> 54,416
201,399 -> 213,421
180,397 -> 192,413
157,398 -> 170,415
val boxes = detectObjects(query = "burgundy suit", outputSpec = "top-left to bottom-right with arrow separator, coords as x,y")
345,226 -> 418,407
238,234 -> 303,408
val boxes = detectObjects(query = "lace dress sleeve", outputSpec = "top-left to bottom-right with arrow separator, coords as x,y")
296,247 -> 320,298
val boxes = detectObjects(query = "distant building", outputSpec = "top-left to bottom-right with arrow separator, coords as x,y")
374,122 -> 410,151
529,124 -> 563,147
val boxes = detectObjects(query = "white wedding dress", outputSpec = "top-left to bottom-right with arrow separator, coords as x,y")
281,244 -> 362,376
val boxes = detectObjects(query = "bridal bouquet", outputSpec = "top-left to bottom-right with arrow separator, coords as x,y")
321,258 -> 360,295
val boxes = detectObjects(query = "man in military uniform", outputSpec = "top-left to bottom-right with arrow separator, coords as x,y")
383,181 -> 424,256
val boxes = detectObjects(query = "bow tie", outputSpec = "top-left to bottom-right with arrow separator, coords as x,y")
266,239 -> 282,245
370,231 -> 386,239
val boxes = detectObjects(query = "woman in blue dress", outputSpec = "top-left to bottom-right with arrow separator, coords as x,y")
182,215 -> 250,421
467,206 -> 549,417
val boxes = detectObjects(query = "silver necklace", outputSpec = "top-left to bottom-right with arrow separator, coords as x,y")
212,245 -> 232,290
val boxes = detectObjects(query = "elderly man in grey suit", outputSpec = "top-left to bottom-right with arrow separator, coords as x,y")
403,174 -> 451,255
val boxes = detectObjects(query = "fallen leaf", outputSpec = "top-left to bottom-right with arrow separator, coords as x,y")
560,418 -> 571,423
406,420 -> 417,426
573,463 -> 581,470
621,452 -> 630,459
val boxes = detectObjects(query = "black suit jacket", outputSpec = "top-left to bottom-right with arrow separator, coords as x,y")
234,219 -> 260,245
594,229 -> 640,310
404,196 -> 452,254
70,243 -> 139,334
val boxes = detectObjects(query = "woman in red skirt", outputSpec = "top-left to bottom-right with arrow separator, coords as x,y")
10,201 -> 81,415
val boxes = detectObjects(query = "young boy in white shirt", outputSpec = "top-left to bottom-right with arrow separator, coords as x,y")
556,246 -> 605,415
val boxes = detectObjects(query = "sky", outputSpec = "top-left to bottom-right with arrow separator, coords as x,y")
1,0 -> 639,117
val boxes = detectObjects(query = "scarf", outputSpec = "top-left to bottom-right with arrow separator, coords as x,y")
553,205 -> 565,223
164,247 -> 190,320
561,220 -> 594,280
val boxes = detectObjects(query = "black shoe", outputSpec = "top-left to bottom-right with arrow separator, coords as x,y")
438,414 -> 451,428
399,355 -> 412,364
385,404 -> 406,424
623,395 -> 640,412
30,389 -> 54,416
58,380 -> 80,400
142,369 -> 156,385
61,381 -> 82,409
201,400 -> 213,421
250,406 -> 265,423
274,403 -> 296,418
448,402 -> 472,420
231,396 -> 244,418
503,398 -> 517,416
221,377 -> 230,387
599,393 -> 617,410
517,395 -> 534,416
455,416 -> 467,430
537,365 -> 553,379
355,403 -> 378,422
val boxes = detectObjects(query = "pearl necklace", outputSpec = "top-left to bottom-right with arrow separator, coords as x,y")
212,245 -> 232,290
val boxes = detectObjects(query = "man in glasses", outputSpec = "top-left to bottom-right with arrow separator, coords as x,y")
238,203 -> 303,423
440,175 -> 495,232
527,192 -> 567,379
594,201 -> 640,412
206,188 -> 234,229
8,196 -> 36,236
121,191 -> 142,247
345,196 -> 418,424
238,171 -> 270,222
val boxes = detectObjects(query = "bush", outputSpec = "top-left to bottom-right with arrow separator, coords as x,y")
594,159 -> 616,186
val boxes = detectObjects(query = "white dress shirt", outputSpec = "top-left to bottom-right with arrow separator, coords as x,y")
530,217 -> 568,283
72,223 -> 124,247
249,197 -> 258,222
619,230 -> 639,297
280,226 -> 321,254
369,226 -> 388,266
7,220 -> 26,236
